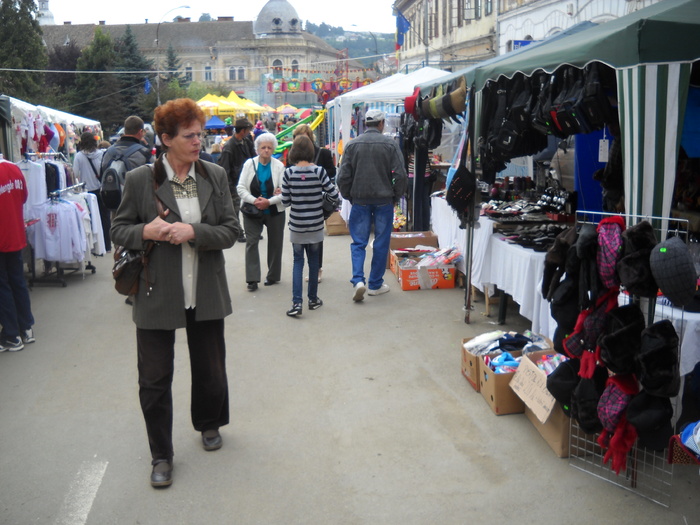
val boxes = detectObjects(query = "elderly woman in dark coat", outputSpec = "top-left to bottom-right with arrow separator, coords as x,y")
111,98 -> 239,488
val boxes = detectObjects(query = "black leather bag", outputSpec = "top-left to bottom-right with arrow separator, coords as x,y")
113,244 -> 153,296
241,201 -> 263,219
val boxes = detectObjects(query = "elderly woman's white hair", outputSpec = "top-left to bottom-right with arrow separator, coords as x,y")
254,132 -> 278,153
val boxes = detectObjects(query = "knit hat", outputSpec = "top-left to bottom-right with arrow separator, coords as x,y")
596,216 -> 625,289
649,236 -> 697,307
571,365 -> 609,434
598,304 -> 645,374
636,320 -> 680,397
627,391 -> 674,451
546,358 -> 581,416
617,221 -> 658,297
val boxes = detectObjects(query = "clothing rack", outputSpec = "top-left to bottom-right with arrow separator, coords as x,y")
28,181 -> 96,288
25,151 -> 70,163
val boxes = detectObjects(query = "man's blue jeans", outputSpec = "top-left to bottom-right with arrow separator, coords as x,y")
292,242 -> 321,304
0,250 -> 34,342
348,203 -> 393,290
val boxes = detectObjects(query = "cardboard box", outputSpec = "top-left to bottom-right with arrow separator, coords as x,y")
479,351 -> 525,415
387,231 -> 439,268
460,338 -> 481,392
510,350 -> 571,457
325,211 -> 349,236
389,250 -> 456,291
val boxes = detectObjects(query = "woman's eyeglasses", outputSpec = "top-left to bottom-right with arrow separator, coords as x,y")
181,132 -> 206,142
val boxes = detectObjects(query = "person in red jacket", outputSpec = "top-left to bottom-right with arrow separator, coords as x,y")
0,160 -> 35,352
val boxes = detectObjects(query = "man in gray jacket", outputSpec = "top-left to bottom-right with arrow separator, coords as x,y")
337,109 -> 407,302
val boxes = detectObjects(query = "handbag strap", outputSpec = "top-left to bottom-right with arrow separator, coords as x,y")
86,156 -> 100,180
142,168 -> 167,295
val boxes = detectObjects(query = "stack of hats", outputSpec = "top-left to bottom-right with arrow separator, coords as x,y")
617,221 -> 658,297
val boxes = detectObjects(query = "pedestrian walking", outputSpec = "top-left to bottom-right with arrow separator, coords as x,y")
336,109 -> 407,302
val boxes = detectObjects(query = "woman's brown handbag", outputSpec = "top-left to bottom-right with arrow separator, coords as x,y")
112,170 -> 166,296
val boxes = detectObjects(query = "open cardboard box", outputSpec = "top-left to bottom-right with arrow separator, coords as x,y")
461,338 -> 483,392
510,350 -> 571,457
389,250 -> 456,291
387,231 -> 438,268
479,350 -> 525,415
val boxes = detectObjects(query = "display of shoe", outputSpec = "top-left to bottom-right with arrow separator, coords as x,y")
0,337 -> 24,352
21,329 -> 35,344
368,283 -> 390,296
353,281 -> 366,302
202,429 -> 222,451
150,459 -> 173,488
286,303 -> 303,317
247,282 -> 258,291
308,298 -> 323,310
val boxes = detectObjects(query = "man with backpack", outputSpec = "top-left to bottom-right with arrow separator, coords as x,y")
218,118 -> 255,243
100,116 -> 153,212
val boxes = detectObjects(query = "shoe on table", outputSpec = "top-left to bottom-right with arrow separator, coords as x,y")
286,303 -> 302,317
21,329 -> 35,344
352,282 -> 366,302
308,298 -> 323,310
0,337 -> 24,352
202,429 -> 222,451
150,459 -> 173,488
247,282 -> 258,291
368,284 -> 390,296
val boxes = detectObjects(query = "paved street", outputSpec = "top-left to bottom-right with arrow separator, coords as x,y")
1,230 -> 698,524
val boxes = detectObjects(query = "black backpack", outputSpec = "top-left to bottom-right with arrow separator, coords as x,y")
101,143 -> 145,210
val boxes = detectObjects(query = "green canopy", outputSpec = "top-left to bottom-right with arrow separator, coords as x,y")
473,0 -> 700,91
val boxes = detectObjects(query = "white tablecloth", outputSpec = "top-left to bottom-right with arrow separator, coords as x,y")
431,195 -> 556,338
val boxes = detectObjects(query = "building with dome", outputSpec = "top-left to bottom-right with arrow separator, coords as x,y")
39,0 -> 372,106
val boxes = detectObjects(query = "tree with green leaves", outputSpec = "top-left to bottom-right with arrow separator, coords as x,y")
199,13 -> 212,22
72,27 -> 124,131
0,0 -> 48,101
114,25 -> 154,117
44,41 -> 81,109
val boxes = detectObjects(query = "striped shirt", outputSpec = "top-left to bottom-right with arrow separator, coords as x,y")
281,164 -> 338,244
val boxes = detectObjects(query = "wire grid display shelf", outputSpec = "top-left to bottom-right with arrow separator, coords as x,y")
566,211 -> 691,507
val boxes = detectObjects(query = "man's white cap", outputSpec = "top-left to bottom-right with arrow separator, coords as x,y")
364,109 -> 386,122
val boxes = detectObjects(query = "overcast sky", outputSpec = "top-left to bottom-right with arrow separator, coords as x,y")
43,0 -> 399,34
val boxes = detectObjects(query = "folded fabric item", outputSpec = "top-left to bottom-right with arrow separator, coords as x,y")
650,236 -> 698,307
627,391 -> 674,451
680,420 -> 700,457
596,216 -> 625,289
637,320 -> 680,397
597,374 -> 638,434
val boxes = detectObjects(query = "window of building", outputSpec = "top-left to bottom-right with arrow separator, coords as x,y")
204,65 -> 212,82
238,67 -> 245,81
272,59 -> 283,79
228,67 -> 236,81
185,66 -> 192,82
291,60 -> 299,77
485,0 -> 492,16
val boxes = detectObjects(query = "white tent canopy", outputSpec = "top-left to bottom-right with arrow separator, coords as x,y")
328,67 -> 451,159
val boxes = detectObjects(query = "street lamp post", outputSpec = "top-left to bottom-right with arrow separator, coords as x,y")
155,5 -> 190,106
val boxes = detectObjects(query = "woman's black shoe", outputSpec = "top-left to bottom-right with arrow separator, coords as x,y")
264,279 -> 278,286
247,282 -> 258,291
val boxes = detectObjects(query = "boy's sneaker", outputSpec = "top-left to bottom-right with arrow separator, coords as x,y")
0,337 -> 24,352
308,298 -> 323,310
368,284 -> 390,296
352,282 -> 366,302
286,303 -> 302,317
21,329 -> 35,344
